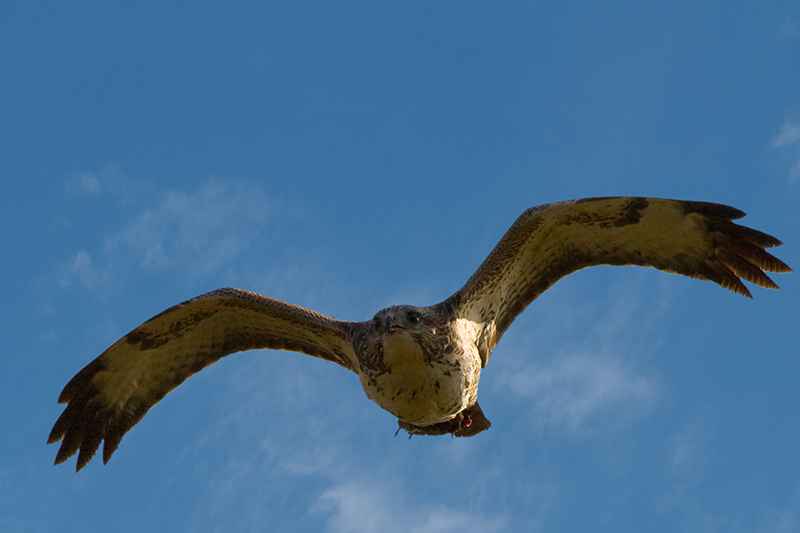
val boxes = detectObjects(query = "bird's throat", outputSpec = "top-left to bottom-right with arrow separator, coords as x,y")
381,333 -> 427,378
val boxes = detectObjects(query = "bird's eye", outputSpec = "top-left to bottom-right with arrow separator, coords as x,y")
407,311 -> 421,324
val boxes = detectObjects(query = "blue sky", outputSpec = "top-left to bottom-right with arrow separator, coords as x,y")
2,2 -> 799,532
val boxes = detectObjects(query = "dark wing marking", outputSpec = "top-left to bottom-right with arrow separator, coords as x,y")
48,287 -> 361,471
448,197 -> 791,363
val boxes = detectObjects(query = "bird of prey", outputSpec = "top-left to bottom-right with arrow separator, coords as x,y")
48,197 -> 791,471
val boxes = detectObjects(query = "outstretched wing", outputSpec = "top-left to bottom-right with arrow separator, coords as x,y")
448,197 -> 791,363
48,287 -> 361,471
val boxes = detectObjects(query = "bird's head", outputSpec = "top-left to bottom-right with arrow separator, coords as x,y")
370,305 -> 434,336
358,305 -> 449,372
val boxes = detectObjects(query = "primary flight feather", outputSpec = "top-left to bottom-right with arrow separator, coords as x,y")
49,197 -> 791,471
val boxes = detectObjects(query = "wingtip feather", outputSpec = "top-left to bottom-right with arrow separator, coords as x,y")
703,207 -> 791,297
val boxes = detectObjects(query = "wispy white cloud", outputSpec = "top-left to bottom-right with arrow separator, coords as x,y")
654,416 -> 800,532
777,14 -> 798,41
106,180 -> 269,278
63,164 -> 139,201
508,352 -> 657,434
667,419 -> 712,476
58,172 -> 272,290
170,349 -> 509,532
0,464 -> 58,533
493,272 -> 670,436
772,120 -> 800,148
64,171 -> 100,195
770,117 -> 800,182
757,482 -> 800,533
316,479 -> 506,533
58,250 -> 110,292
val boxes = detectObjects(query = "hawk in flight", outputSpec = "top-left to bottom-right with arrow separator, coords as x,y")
49,197 -> 791,471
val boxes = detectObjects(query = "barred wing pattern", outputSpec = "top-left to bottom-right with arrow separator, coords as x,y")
48,288 -> 361,471
451,197 -> 791,360
49,197 -> 790,470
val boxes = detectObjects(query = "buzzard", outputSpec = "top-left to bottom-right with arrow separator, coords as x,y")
49,197 -> 791,471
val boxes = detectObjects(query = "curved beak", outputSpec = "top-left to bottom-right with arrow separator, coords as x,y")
385,315 -> 404,334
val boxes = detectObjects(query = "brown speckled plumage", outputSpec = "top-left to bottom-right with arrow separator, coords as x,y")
49,197 -> 791,471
